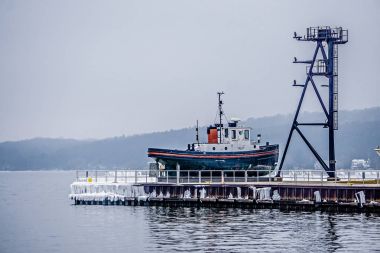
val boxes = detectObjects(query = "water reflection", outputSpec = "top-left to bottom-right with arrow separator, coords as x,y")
144,207 -> 380,252
326,215 -> 341,252
0,172 -> 379,253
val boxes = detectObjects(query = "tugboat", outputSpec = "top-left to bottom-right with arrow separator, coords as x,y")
147,92 -> 279,174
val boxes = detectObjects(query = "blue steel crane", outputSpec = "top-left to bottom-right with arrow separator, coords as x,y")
277,27 -> 348,179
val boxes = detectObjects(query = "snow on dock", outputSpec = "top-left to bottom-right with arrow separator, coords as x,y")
69,182 -> 147,202
69,169 -> 380,212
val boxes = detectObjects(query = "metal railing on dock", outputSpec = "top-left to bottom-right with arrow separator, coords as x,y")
75,169 -> 380,185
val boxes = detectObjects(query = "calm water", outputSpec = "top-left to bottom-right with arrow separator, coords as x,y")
0,171 -> 379,253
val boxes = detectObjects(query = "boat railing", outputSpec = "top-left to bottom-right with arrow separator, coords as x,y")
75,169 -> 380,185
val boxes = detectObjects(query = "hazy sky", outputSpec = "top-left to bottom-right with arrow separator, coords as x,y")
0,0 -> 379,141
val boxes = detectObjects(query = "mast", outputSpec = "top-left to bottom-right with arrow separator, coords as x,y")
196,120 -> 199,145
217,91 -> 224,143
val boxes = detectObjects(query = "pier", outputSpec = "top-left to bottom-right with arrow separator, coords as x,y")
70,169 -> 380,213
65,27 -> 380,213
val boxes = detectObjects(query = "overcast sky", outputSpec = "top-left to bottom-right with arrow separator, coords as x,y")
0,0 -> 379,141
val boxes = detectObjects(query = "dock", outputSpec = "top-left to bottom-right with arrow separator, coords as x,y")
66,27 -> 380,213
69,169 -> 380,213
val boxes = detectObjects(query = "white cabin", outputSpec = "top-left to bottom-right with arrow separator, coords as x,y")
191,120 -> 262,152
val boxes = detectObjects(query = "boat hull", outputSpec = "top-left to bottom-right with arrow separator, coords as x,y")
148,144 -> 279,173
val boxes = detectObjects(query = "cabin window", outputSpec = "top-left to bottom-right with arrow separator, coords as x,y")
244,130 -> 250,140
224,128 -> 228,138
224,147 -> 228,150
232,130 -> 236,139
239,130 -> 243,135
212,147 -> 216,150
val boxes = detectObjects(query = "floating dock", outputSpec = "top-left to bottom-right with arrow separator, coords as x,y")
70,170 -> 380,213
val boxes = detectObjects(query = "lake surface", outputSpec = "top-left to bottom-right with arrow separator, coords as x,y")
0,171 -> 379,253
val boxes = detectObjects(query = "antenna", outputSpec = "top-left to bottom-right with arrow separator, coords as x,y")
277,27 -> 348,179
217,91 -> 224,143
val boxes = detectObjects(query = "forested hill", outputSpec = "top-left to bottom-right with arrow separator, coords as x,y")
0,107 -> 379,170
